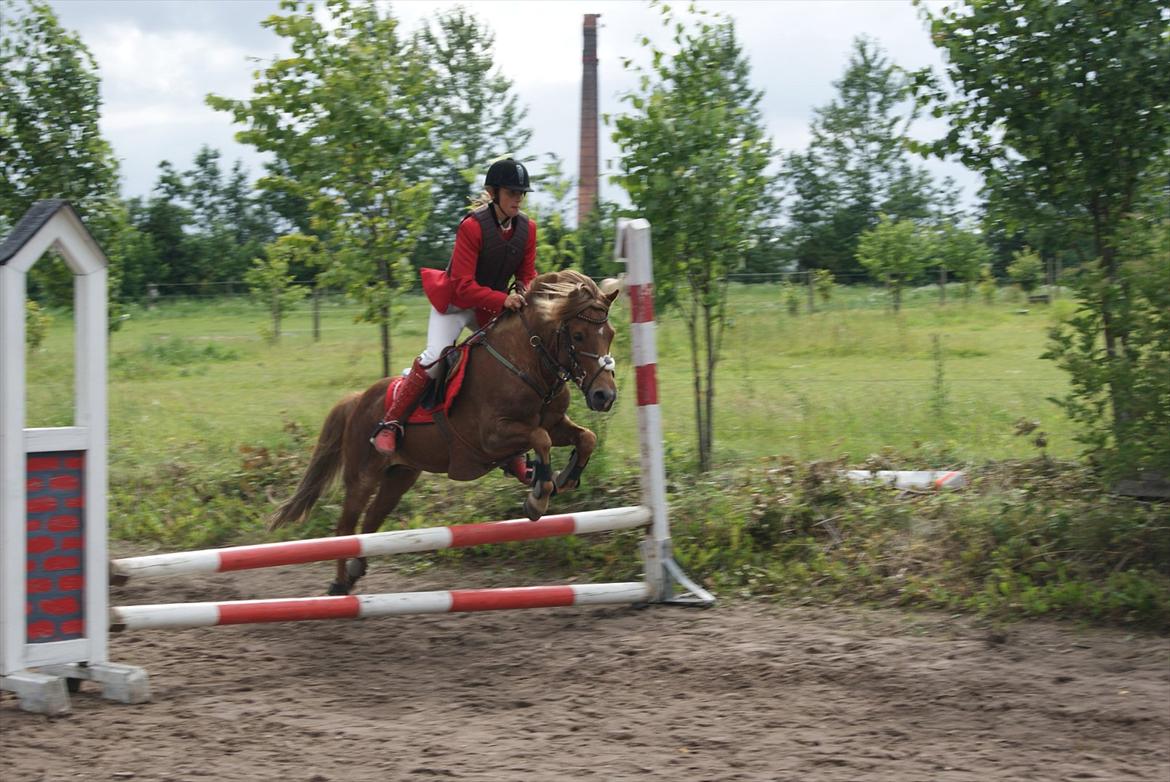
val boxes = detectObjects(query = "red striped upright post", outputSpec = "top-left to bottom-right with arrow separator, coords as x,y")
616,219 -> 714,606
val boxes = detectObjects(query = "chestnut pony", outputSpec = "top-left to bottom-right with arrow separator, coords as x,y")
269,270 -> 620,595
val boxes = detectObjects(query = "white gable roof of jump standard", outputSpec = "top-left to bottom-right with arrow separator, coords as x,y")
0,199 -> 108,274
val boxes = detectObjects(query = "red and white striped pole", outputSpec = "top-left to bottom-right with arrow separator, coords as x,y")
618,220 -> 670,601
111,506 -> 650,583
617,219 -> 714,606
111,583 -> 650,632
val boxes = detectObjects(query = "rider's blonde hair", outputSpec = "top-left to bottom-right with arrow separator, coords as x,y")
468,189 -> 494,212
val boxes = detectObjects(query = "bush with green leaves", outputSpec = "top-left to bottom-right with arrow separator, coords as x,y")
856,215 -> 929,312
25,299 -> 50,350
814,269 -> 835,304
1044,213 -> 1170,479
1007,248 -> 1044,295
245,234 -> 315,342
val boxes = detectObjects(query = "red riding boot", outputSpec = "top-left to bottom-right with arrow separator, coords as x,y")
371,358 -> 431,455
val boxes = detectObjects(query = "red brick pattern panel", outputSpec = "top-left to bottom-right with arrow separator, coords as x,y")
25,452 -> 86,642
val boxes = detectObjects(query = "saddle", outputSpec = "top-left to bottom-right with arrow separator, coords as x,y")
383,345 -> 470,425
381,339 -> 531,482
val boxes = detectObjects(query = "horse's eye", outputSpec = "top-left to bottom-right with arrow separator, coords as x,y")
573,332 -> 585,342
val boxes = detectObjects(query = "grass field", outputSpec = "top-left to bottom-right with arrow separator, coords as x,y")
25,282 -> 1078,483
24,283 -> 1170,629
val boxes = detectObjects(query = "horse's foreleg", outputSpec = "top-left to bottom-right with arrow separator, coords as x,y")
547,416 -> 597,493
522,428 -> 555,521
343,467 -> 421,592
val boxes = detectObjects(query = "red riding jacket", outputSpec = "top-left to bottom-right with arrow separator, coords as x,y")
420,206 -> 538,327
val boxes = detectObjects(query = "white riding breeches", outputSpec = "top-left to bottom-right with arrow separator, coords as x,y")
414,305 -> 477,378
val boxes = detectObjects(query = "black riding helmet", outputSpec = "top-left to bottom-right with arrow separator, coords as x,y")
484,158 -> 532,193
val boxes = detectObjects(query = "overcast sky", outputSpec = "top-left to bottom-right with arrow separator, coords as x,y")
46,0 -> 978,216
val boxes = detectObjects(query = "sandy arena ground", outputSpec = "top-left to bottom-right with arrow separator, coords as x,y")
3,550 -> 1168,782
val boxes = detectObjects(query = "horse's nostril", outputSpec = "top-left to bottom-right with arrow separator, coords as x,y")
592,389 -> 616,410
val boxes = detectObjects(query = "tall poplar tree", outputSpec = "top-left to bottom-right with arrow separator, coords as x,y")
780,36 -> 944,278
612,6 -> 775,471
1,0 -> 123,305
412,7 -> 532,269
208,0 -> 435,377
916,0 -> 1170,476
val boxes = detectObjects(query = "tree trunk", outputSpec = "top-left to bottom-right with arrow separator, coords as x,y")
312,287 -> 321,342
1090,198 -> 1131,439
703,301 -> 717,473
687,313 -> 706,471
380,305 -> 391,379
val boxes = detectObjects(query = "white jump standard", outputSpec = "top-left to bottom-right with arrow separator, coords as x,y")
0,201 -> 149,715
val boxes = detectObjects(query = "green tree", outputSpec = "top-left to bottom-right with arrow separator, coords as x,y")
856,214 -> 928,313
135,161 -> 195,289
779,36 -> 944,278
916,0 -> 1170,476
221,159 -> 280,284
245,234 -> 316,342
931,223 -> 991,302
814,269 -> 836,304
24,299 -> 50,350
529,155 -> 580,273
209,0 -> 435,378
1,0 -> 124,307
412,7 -> 532,269
578,198 -> 621,280
1006,247 -> 1043,295
611,6 -> 775,471
179,146 -> 278,287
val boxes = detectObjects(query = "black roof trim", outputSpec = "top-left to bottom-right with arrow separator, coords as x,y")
0,199 -> 73,266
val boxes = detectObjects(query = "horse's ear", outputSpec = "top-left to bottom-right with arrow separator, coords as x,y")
599,276 -> 624,306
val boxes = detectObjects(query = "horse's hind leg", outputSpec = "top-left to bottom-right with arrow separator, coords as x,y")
341,466 -> 422,594
328,482 -> 376,595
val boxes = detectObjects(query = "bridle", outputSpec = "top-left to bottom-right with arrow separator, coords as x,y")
557,305 -> 617,400
482,300 -> 616,408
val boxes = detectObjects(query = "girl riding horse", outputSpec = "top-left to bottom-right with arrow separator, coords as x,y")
371,158 -> 538,485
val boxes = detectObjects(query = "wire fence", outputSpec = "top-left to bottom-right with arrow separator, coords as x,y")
117,274 -> 1066,318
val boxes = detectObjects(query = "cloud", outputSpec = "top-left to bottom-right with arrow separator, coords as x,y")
83,20 -> 262,105
48,0 -> 979,206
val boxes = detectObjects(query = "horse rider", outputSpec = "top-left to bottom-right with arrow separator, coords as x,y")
370,158 -> 537,481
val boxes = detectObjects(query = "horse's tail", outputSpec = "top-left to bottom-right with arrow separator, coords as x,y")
268,391 -> 360,530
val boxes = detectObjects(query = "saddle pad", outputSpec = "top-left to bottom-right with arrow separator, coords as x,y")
384,345 -> 470,425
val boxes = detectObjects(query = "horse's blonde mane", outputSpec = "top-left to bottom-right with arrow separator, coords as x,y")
526,270 -> 608,322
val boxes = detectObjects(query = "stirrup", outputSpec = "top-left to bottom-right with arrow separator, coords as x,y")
370,419 -> 404,454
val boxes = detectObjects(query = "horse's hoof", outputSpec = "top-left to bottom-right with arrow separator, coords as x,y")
523,496 -> 543,521
327,581 -> 350,596
345,558 -> 367,580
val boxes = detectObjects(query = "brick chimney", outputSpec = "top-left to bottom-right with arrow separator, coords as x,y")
578,14 -> 600,228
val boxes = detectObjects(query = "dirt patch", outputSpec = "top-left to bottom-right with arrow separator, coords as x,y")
3,549 -> 1168,782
